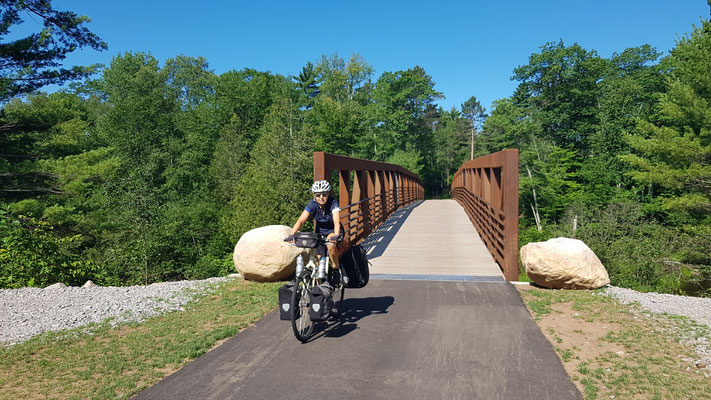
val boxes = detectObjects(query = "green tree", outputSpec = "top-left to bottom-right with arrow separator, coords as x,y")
369,66 -> 443,160
294,61 -> 320,108
621,20 -> 711,226
431,107 -> 469,194
461,96 -> 486,160
306,95 -> 364,156
213,68 -> 294,144
0,210 -> 98,288
210,68 -> 295,201
223,98 -> 313,242
0,0 -> 106,102
210,115 -> 252,203
481,96 -> 581,229
512,41 -> 606,151
304,53 -> 374,157
315,53 -> 373,103
96,52 -> 179,283
0,91 -> 94,201
581,45 -> 664,206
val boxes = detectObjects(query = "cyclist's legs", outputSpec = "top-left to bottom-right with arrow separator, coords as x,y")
326,243 -> 340,270
316,233 -> 343,271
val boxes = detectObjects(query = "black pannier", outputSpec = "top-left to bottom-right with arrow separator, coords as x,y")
294,232 -> 319,248
339,244 -> 369,288
308,283 -> 334,321
278,282 -> 294,320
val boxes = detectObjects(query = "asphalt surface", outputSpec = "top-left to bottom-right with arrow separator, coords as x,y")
134,280 -> 581,400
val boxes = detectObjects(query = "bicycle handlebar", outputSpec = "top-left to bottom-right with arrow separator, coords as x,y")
283,235 -> 344,244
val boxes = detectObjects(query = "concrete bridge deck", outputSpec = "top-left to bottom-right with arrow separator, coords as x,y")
364,199 -> 503,279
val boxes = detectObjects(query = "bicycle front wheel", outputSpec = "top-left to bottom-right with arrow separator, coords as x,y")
290,278 -> 313,342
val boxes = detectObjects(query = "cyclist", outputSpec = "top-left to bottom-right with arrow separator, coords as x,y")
285,180 -> 343,270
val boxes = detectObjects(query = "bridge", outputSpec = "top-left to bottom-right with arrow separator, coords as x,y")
135,151 -> 581,399
311,150 -> 519,281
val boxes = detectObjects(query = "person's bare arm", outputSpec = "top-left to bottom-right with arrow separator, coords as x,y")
328,208 -> 341,241
290,210 -> 311,238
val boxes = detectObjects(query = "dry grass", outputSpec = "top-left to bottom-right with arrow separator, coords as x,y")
517,285 -> 711,400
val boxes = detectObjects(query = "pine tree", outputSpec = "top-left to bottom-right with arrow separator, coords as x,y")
621,19 -> 711,225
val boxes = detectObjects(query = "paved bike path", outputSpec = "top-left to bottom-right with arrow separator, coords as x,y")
134,280 -> 581,400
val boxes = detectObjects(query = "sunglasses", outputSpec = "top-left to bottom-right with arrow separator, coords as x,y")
314,192 -> 329,198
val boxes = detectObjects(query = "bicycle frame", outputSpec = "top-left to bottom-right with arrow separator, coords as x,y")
290,238 -> 344,342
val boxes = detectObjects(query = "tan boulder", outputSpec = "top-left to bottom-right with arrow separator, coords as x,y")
233,225 -> 307,282
44,282 -> 66,290
520,237 -> 610,289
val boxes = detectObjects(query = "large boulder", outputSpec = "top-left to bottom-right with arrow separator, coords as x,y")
233,225 -> 307,282
520,237 -> 610,289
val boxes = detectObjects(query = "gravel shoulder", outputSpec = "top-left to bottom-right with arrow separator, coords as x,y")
0,276 -> 239,346
3,279 -> 710,349
603,286 -> 711,329
602,285 -> 711,371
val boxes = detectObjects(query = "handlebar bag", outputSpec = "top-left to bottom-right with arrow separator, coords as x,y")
294,232 -> 319,248
339,244 -> 370,288
308,283 -> 334,321
278,282 -> 295,320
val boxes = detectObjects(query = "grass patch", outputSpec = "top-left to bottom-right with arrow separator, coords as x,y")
517,287 -> 711,400
0,278 -> 281,400
518,270 -> 531,282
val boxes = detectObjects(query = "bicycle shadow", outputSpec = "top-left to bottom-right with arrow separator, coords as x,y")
360,200 -> 423,259
309,295 -> 395,340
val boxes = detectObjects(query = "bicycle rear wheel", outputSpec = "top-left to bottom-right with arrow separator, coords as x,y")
329,268 -> 346,318
290,278 -> 313,342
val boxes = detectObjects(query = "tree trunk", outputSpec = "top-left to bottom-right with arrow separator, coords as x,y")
470,127 -> 475,160
525,163 -> 542,232
572,215 -> 578,238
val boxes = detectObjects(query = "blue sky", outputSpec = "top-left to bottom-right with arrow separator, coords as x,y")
37,1 -> 711,112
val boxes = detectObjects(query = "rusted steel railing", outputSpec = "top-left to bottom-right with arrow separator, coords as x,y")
451,149 -> 519,281
314,152 -> 424,249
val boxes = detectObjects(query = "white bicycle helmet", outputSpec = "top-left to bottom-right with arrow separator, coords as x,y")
311,180 -> 331,193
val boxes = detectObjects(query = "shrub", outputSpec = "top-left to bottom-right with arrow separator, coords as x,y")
0,210 -> 101,288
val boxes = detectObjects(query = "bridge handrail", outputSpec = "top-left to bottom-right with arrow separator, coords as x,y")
314,152 -> 425,249
451,149 -> 519,281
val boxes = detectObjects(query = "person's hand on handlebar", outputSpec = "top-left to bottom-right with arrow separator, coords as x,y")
283,234 -> 294,243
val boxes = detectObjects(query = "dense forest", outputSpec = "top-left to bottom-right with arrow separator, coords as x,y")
0,1 -> 709,295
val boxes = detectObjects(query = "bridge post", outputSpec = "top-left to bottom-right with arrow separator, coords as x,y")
375,170 -> 384,227
313,152 -> 328,181
451,149 -> 519,281
339,170 -> 351,242
502,150 -> 519,281
312,152 -> 424,251
366,171 -> 377,231
351,171 -> 366,243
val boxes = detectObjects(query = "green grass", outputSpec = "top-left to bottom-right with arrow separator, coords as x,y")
518,287 -> 711,400
0,278 -> 282,400
517,269 -> 531,282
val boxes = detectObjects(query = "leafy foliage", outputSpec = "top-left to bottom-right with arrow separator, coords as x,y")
478,11 -> 711,293
1,2 -> 710,295
223,98 -> 313,242
621,21 -> 711,225
0,209 -> 99,288
0,0 -> 107,102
